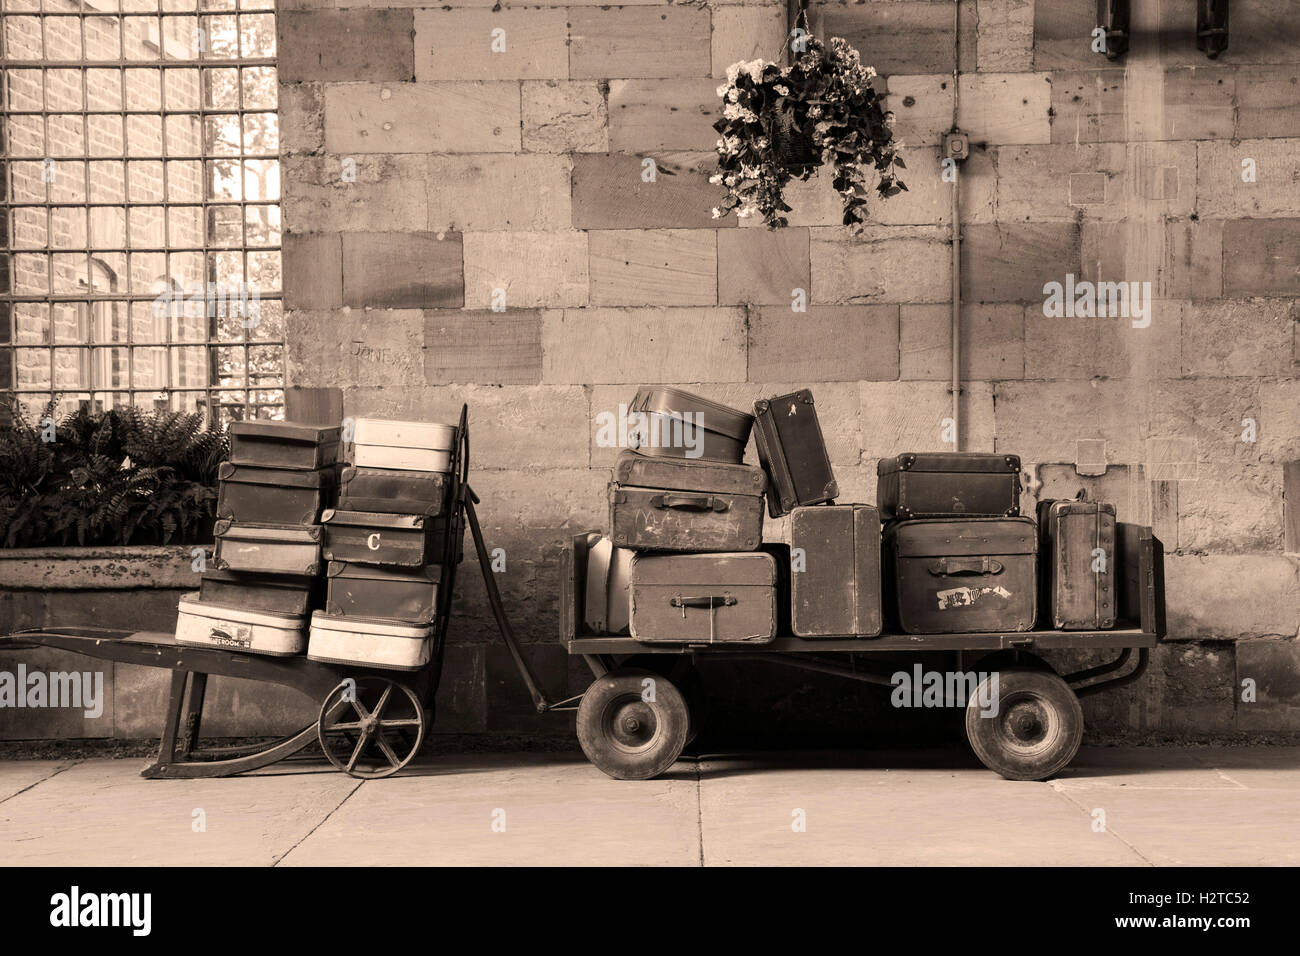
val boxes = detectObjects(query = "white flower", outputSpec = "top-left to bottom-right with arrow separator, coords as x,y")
726,63 -> 740,85
864,66 -> 877,79
708,173 -> 723,184
727,89 -> 739,103
711,207 -> 722,219
774,84 -> 790,96
716,83 -> 730,97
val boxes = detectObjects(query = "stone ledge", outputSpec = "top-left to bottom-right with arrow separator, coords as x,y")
0,546 -> 206,591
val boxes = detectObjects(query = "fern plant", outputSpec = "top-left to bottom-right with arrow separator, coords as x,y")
0,399 -> 229,548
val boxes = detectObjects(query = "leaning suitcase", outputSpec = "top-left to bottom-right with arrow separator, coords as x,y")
752,389 -> 838,517
228,421 -> 342,471
337,466 -> 451,516
325,561 -> 440,624
628,551 -> 777,644
877,452 -> 1021,520
175,593 -> 306,656
1037,499 -> 1116,630
628,386 -> 753,465
607,450 -> 764,552
216,462 -> 340,526
790,504 -> 883,638
198,568 -> 321,616
351,418 -> 457,473
883,517 -> 1036,634
583,536 -> 633,635
212,521 -> 323,576
321,509 -> 460,567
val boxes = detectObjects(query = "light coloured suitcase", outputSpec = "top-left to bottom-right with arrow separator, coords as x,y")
307,612 -> 433,670
212,521 -> 323,576
628,551 -> 777,644
583,536 -> 633,635
175,593 -> 306,656
351,418 -> 456,472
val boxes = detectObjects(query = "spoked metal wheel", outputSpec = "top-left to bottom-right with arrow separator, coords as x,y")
576,667 -> 689,780
965,667 -> 1083,781
317,677 -> 427,779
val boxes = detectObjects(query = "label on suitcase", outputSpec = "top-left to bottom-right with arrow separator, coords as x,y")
216,462 -> 339,525
228,421 -> 342,471
791,504 -> 883,638
308,611 -> 432,670
629,552 -> 777,644
1037,499 -> 1116,630
321,509 -> 459,567
608,483 -> 764,552
325,561 -> 440,624
583,537 -> 633,635
175,593 -> 306,656
338,466 -> 451,517
212,521 -> 323,576
877,452 -> 1021,520
752,390 -> 838,517
628,387 -> 753,465
198,568 -> 321,616
884,517 -> 1036,634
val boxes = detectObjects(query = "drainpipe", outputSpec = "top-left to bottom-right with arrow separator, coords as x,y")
948,1 -> 964,453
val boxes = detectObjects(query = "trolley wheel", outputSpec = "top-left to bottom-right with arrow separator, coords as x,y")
318,677 -> 427,779
965,667 -> 1083,781
576,667 -> 689,780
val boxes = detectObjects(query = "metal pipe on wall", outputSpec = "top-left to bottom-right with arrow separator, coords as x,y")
950,0 -> 962,452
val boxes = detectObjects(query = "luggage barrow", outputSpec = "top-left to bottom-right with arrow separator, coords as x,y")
1,407 -> 513,781
542,523 -> 1166,782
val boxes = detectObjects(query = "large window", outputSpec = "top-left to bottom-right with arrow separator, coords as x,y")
0,0 -> 282,424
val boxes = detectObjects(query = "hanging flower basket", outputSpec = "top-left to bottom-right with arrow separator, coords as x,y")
711,35 -> 907,229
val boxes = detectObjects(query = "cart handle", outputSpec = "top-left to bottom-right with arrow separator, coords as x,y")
928,557 -> 1003,576
670,595 -> 737,609
651,493 -> 729,512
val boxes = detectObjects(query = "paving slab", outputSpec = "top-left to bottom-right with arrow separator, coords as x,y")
0,760 -> 77,803
1053,747 -> 1244,791
1190,745 -> 1300,790
279,753 -> 700,867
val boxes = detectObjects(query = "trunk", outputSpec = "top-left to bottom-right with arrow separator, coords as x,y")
790,503 -> 883,638
877,452 -> 1022,520
752,389 -> 838,516
884,517 -> 1037,634
351,417 -> 456,473
1037,499 -> 1117,630
228,421 -> 342,471
321,509 -> 461,567
608,484 -> 763,552
583,536 -> 634,635
628,386 -> 754,465
198,568 -> 321,616
175,593 -> 306,656
212,520 -> 323,576
338,465 -> 451,517
629,551 -> 777,644
215,461 -> 340,526
325,561 -> 439,624
308,612 -> 432,670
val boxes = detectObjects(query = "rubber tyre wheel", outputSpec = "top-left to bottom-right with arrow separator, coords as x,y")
965,668 -> 1084,781
577,668 -> 689,780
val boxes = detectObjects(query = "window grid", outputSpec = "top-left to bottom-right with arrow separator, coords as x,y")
1,0 -> 283,424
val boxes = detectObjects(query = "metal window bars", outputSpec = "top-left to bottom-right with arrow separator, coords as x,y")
1,0 -> 282,425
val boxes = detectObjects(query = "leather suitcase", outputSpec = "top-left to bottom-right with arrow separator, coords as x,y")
877,452 -> 1021,520
198,568 -> 321,616
337,466 -> 451,516
351,418 -> 456,473
1037,499 -> 1117,630
212,521 -> 323,576
608,451 -> 764,553
228,421 -> 342,471
176,593 -> 306,657
883,517 -> 1036,634
628,386 -> 753,465
216,462 -> 340,526
629,551 -> 777,644
583,536 -> 633,635
325,561 -> 439,624
790,504 -> 883,638
321,509 -> 461,567
752,390 -> 838,517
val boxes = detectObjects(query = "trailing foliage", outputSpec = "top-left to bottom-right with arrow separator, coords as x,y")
711,35 -> 906,229
0,399 -> 227,548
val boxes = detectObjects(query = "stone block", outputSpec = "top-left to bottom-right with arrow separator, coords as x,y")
588,229 -> 717,307
282,233 -> 342,310
522,81 -> 609,153
278,10 -> 414,83
324,81 -> 520,153
957,72 -> 1052,145
341,231 -> 463,309
286,308 -> 425,388
427,154 -> 572,232
717,228 -> 810,305
569,7 -> 711,79
462,230 -> 589,309
608,79 -> 720,152
413,9 -> 569,81
424,310 -> 543,385
749,305 -> 899,382
571,152 -> 731,230
810,225 -> 951,304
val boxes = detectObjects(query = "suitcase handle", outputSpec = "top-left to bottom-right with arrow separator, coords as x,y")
928,557 -> 1003,576
651,493 -> 729,513
670,595 -> 737,609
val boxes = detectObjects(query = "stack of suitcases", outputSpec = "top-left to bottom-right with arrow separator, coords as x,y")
307,418 -> 462,670
176,421 -> 342,655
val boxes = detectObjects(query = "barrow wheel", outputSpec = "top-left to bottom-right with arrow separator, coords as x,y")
318,677 -> 427,779
577,667 -> 689,780
965,667 -> 1083,781
624,656 -> 706,746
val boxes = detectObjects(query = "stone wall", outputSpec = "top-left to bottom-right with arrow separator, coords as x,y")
269,0 -> 1293,742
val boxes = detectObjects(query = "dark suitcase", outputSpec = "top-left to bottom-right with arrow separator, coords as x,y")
1037,499 -> 1117,630
325,561 -> 440,624
628,386 -> 754,465
883,517 -> 1036,634
752,389 -> 838,517
321,509 -> 462,567
228,421 -> 343,471
212,521 -> 323,576
198,568 -> 321,616
607,450 -> 764,552
877,452 -> 1021,520
628,551 -> 777,644
337,466 -> 451,516
790,504 -> 883,638
216,462 -> 340,526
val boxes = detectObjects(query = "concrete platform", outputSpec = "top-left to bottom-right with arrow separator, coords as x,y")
1,747 -> 1297,866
